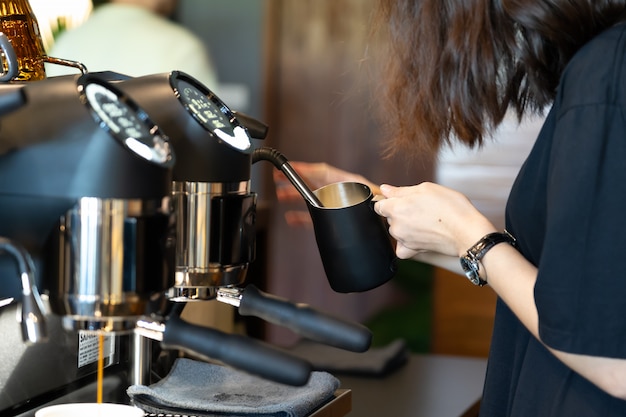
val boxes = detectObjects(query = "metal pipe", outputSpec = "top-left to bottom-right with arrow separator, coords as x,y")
130,332 -> 152,386
44,56 -> 89,74
0,237 -> 47,344
252,147 -> 324,208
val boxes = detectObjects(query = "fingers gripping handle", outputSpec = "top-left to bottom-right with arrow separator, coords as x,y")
162,316 -> 312,386
239,285 -> 372,352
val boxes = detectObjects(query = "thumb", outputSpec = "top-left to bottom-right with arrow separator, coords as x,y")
379,184 -> 400,198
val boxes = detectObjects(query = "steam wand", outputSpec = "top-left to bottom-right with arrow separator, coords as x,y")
0,237 -> 47,344
252,147 -> 324,208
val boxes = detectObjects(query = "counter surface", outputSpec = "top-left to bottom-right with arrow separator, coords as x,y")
338,354 -> 487,417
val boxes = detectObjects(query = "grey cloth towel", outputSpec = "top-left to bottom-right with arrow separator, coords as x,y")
127,358 -> 340,417
284,338 -> 409,377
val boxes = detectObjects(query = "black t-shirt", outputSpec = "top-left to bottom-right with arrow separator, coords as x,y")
480,23 -> 626,416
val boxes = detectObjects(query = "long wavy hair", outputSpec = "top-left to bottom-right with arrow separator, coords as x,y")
375,0 -> 626,157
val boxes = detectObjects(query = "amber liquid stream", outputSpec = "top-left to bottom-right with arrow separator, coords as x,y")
97,334 -> 104,403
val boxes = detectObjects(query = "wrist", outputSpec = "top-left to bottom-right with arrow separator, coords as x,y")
454,212 -> 499,258
459,230 -> 517,286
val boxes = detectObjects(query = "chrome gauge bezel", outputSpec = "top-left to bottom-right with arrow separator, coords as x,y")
77,74 -> 174,167
169,71 -> 252,152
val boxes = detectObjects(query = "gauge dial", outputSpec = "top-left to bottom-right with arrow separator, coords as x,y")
179,83 -> 232,130
82,80 -> 173,165
172,73 -> 252,152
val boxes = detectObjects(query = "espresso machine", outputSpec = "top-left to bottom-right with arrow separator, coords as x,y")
0,65 -> 374,416
0,72 -> 177,415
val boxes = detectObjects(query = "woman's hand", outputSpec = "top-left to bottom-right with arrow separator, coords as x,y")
374,182 -> 497,260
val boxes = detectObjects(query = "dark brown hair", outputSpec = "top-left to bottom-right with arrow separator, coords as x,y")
376,0 -> 626,157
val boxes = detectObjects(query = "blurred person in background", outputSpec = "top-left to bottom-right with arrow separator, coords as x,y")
44,0 -> 218,89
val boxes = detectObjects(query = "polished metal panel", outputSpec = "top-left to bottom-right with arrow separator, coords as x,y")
170,180 -> 255,301
53,197 -> 173,333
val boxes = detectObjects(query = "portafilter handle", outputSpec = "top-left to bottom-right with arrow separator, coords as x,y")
0,237 -> 47,344
218,285 -> 372,352
135,316 -> 312,386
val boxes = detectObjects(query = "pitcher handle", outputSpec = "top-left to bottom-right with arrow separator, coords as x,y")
0,32 -> 18,82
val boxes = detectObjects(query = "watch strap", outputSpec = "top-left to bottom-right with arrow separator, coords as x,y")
461,230 -> 516,286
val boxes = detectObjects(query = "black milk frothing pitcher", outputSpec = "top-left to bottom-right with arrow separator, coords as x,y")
254,148 -> 397,292
308,181 -> 397,292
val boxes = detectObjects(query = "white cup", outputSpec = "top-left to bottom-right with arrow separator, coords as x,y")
35,403 -> 144,417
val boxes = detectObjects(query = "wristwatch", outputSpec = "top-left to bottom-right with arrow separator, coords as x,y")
460,230 -> 517,286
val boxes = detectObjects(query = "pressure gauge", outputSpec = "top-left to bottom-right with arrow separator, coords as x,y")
78,75 -> 174,166
170,71 -> 252,152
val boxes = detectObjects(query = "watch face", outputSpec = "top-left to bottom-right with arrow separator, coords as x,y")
79,76 -> 173,166
460,257 -> 482,286
170,71 -> 252,152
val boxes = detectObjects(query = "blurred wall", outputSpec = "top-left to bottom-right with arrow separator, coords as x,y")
178,0 -> 264,119
260,0 -> 434,346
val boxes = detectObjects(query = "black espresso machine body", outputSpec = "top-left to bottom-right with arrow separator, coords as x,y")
105,70 -> 258,301
0,73 -> 176,325
0,73 -> 176,415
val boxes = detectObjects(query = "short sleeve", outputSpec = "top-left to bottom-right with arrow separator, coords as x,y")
535,102 -> 626,358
